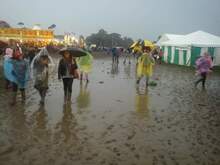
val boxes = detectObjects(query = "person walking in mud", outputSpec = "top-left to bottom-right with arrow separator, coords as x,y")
123,48 -> 132,64
33,52 -> 50,105
58,51 -> 79,103
195,52 -> 213,89
10,45 -> 29,105
77,52 -> 93,84
112,47 -> 119,64
136,46 -> 155,87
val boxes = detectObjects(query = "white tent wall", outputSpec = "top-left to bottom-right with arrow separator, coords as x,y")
163,45 -> 218,66
200,47 -> 208,56
186,48 -> 191,66
179,50 -> 184,65
159,31 -> 220,66
214,48 -> 220,66
171,47 -> 175,64
191,46 -> 218,66
162,46 -> 191,66
163,46 -> 168,63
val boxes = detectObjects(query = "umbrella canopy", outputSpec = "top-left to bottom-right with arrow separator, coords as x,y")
59,47 -> 87,57
0,20 -> 10,28
129,41 -> 142,53
129,40 -> 142,49
17,22 -> 25,26
48,24 -> 56,29
142,40 -> 155,49
130,41 -> 139,49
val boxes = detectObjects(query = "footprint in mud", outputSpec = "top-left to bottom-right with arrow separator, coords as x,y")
126,144 -> 136,152
101,131 -> 108,138
105,139 -> 117,144
115,99 -> 123,103
113,147 -> 121,156
168,140 -> 172,146
86,157 -> 93,161
124,143 -> 130,148
134,153 -> 140,160
0,144 -> 13,156
107,124 -> 114,130
127,130 -> 136,140
152,156 -> 159,165
100,159 -> 106,164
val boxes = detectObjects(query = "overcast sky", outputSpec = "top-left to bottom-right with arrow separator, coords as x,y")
0,0 -> 220,40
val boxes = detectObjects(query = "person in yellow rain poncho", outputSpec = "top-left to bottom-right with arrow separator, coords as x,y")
136,47 -> 155,87
77,52 -> 93,84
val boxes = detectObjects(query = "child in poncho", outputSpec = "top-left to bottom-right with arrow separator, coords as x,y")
77,52 -> 93,84
136,47 -> 155,87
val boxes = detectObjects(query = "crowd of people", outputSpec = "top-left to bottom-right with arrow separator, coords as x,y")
1,41 -> 214,107
2,42 -> 93,106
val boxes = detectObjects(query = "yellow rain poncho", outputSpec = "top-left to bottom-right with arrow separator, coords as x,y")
77,52 -> 93,73
137,53 -> 155,77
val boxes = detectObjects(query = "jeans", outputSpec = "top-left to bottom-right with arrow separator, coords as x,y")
62,78 -> 74,96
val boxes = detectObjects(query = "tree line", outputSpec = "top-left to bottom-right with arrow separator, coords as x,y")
86,29 -> 134,48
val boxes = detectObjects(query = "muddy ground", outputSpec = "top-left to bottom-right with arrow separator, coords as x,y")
0,54 -> 220,165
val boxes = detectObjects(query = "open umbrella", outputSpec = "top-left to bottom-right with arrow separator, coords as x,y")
48,24 -> 56,29
59,47 -> 87,57
17,22 -> 24,26
129,40 -> 142,49
129,41 -> 142,53
142,40 -> 155,49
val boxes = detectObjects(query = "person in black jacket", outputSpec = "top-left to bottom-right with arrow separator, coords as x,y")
58,51 -> 79,103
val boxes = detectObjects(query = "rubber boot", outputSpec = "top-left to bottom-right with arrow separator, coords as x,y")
80,74 -> 83,84
40,92 -> 45,105
146,77 -> 149,88
64,95 -> 67,104
21,91 -> 26,104
85,74 -> 89,84
67,92 -> 72,102
10,92 -> 17,106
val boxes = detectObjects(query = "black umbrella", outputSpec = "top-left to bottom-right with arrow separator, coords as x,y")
59,47 -> 87,57
17,22 -> 25,26
48,24 -> 56,29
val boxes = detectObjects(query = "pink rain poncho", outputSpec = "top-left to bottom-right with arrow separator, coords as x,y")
195,55 -> 213,75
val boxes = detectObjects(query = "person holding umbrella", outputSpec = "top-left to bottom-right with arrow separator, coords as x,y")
58,48 -> 86,103
136,46 -> 155,87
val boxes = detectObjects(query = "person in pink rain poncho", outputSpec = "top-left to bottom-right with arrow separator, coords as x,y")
195,52 -> 213,88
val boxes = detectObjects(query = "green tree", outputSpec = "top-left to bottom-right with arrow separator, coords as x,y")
86,29 -> 133,48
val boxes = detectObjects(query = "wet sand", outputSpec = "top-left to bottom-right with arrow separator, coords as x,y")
0,54 -> 220,165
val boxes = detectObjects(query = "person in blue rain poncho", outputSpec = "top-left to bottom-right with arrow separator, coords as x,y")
9,45 -> 29,105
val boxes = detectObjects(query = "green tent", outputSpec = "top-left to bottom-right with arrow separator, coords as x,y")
158,31 -> 220,66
